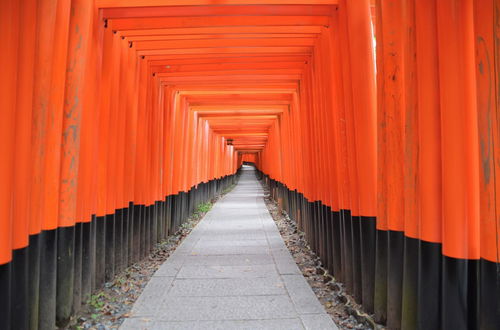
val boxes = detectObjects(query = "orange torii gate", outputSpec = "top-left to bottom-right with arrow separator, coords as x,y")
0,1 -> 498,329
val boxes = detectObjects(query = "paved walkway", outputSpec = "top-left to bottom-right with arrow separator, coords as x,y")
121,166 -> 338,330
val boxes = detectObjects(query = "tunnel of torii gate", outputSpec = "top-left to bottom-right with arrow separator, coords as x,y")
0,0 -> 499,329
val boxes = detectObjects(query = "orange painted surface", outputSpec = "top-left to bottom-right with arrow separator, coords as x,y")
12,0 -> 37,250
415,0 -> 442,244
0,0 -> 497,267
474,0 -> 499,262
42,0 -> 71,231
29,0 -> 58,236
0,0 -> 20,264
376,0 -> 405,232
59,0 -> 93,227
342,0 -> 377,218
437,0 -> 480,260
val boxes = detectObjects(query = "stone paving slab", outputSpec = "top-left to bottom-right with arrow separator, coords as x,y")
282,274 -> 327,314
156,295 -> 297,321
189,245 -> 271,255
144,318 -> 305,330
168,277 -> 286,296
130,277 -> 175,317
196,233 -> 268,241
175,264 -> 278,279
194,239 -> 269,247
121,166 -> 338,330
179,254 -> 275,266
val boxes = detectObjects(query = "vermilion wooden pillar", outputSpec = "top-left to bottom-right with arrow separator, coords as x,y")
95,25 -> 114,288
474,0 -> 500,328
28,1 -> 59,327
10,1 -> 37,328
39,0 -> 71,328
337,2 -> 357,297
437,1 -> 481,329
415,1 -> 442,329
56,0 -> 93,325
374,1 -> 405,326
400,1 -> 419,328
0,1 -> 20,329
328,12 -> 349,282
75,4 -> 101,307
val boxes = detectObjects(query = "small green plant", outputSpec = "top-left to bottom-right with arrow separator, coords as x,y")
87,292 -> 106,311
196,202 -> 212,214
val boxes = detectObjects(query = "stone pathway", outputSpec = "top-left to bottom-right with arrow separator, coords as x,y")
121,166 -> 338,330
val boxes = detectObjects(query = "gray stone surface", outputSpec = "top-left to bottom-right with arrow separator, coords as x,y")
175,264 -> 278,279
301,314 -> 340,330
180,254 -> 274,266
282,274 -> 327,314
153,318 -> 305,330
122,166 -> 338,329
168,277 -> 286,296
273,254 -> 303,275
194,239 -> 269,247
130,277 -> 175,317
157,295 -> 297,321
189,245 -> 271,255
121,317 -> 155,330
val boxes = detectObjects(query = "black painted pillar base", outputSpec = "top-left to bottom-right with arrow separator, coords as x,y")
156,201 -> 163,242
114,209 -> 123,274
73,222 -> 83,314
374,229 -> 388,324
11,247 -> 28,330
325,206 -> 333,276
105,214 -> 115,282
95,216 -> 106,288
417,240 -> 441,330
140,205 -> 147,259
351,215 -> 362,303
81,219 -> 94,305
401,236 -> 418,330
144,205 -> 151,256
442,256 -> 479,330
387,230 -> 404,330
28,234 -> 41,330
479,258 -> 500,330
341,209 -> 353,293
56,226 -> 75,327
360,216 -> 376,313
39,229 -> 57,330
165,196 -> 172,236
123,205 -> 131,268
312,201 -> 319,254
332,211 -> 342,281
171,195 -> 178,233
0,261 -> 11,330
318,203 -> 326,265
132,205 -> 140,264
151,203 -> 158,248
180,192 -> 187,225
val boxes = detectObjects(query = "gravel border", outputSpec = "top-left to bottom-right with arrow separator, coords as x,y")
66,184 -> 237,330
260,182 -> 384,330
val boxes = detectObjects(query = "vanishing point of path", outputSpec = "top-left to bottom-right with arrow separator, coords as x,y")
121,166 -> 338,330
